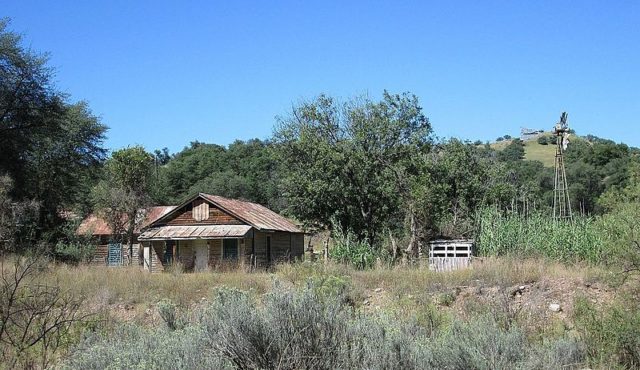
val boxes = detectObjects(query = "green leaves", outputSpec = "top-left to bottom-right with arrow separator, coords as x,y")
273,91 -> 432,243
1,19 -> 107,241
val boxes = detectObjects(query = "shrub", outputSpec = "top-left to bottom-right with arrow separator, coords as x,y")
537,136 -> 549,145
66,281 -> 587,369
54,220 -> 96,264
64,325 -> 230,370
1,257 -> 88,369
573,297 -> 640,368
157,298 -> 180,330
54,241 -> 96,265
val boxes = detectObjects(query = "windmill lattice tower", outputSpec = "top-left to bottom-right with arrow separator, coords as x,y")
553,112 -> 573,220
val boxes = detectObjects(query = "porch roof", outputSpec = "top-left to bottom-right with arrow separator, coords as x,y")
138,225 -> 252,241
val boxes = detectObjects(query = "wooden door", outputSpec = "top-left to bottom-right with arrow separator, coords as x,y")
108,242 -> 123,267
194,240 -> 209,272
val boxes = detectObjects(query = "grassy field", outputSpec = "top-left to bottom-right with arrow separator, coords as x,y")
523,140 -> 556,166
2,256 -> 638,369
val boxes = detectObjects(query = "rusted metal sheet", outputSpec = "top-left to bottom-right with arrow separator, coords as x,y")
77,206 -> 177,236
138,224 -> 252,241
200,194 -> 302,233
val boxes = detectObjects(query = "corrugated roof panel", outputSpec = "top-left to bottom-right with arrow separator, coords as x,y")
77,206 -> 177,236
200,194 -> 301,233
138,225 -> 252,241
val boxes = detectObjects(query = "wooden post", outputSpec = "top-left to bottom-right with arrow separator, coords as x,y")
323,238 -> 329,264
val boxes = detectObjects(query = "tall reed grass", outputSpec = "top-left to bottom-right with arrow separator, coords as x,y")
476,208 -> 606,264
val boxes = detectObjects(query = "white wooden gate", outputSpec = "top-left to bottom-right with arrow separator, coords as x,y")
428,239 -> 473,272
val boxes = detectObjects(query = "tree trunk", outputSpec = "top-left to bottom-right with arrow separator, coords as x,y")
389,229 -> 398,261
405,211 -> 420,259
127,211 -> 137,266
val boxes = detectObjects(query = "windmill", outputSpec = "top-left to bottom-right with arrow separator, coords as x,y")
553,112 -> 572,220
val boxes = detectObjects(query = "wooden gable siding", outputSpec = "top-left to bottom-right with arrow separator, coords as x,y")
163,200 -> 245,226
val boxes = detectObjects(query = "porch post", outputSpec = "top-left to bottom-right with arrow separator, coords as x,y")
173,241 -> 177,265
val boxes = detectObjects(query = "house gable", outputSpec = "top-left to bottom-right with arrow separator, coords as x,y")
158,198 -> 245,226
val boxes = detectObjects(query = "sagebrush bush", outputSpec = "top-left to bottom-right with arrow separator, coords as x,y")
63,324 -> 230,370
65,280 -> 585,369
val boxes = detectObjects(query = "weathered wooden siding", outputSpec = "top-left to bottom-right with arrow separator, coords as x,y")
164,200 -> 244,226
137,230 -> 304,272
291,233 -> 305,260
252,231 -> 305,267
90,242 -> 139,266
150,241 -> 165,272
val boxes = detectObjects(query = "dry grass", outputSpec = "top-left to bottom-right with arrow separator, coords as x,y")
45,258 -> 607,309
47,263 -> 274,308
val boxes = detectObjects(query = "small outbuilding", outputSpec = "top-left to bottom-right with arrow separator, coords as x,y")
137,193 -> 304,272
77,206 -> 176,266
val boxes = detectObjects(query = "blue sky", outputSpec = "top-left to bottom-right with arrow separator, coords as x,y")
5,1 -> 639,153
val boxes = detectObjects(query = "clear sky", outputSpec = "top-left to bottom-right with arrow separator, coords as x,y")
4,1 -> 640,153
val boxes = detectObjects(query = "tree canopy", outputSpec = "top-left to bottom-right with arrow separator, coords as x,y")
1,19 -> 107,248
273,91 -> 432,242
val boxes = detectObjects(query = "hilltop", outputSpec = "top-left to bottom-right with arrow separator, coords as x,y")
489,131 -> 590,167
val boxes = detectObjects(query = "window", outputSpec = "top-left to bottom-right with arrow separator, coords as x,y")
223,239 -> 238,260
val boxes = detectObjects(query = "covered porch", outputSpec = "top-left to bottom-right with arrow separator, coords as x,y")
139,224 -> 256,272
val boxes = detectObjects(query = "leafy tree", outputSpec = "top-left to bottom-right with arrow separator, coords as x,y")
158,139 -> 279,208
0,19 -> 107,239
274,91 -> 432,245
161,141 -> 228,202
0,175 -> 39,253
93,146 -> 154,264
498,140 -> 525,162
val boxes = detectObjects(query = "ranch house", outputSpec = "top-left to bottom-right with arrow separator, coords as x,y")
78,193 -> 305,272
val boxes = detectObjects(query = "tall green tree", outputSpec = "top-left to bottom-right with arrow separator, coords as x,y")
93,146 -> 154,264
1,19 -> 107,238
273,91 -> 432,244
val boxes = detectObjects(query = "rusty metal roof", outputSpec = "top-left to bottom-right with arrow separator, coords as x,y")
77,206 -> 176,236
138,225 -> 252,240
199,194 -> 302,233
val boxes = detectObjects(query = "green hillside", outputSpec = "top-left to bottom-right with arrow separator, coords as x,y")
523,139 -> 556,167
490,132 -> 588,167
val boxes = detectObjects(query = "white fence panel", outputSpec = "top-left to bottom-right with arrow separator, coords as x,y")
428,239 -> 473,272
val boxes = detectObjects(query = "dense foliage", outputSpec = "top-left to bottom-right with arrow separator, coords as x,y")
1,20 -> 107,251
272,92 -> 432,242
0,20 -> 107,243
156,139 -> 279,209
